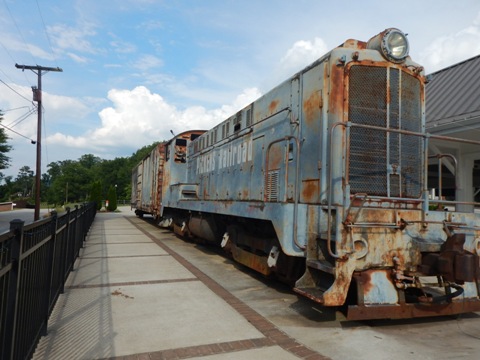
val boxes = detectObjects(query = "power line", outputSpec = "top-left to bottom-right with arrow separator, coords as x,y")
0,38 -> 17,66
0,77 -> 33,103
7,107 -> 37,128
3,0 -> 37,65
35,0 -> 59,67
0,40 -> 35,87
0,121 -> 36,143
2,106 -> 31,113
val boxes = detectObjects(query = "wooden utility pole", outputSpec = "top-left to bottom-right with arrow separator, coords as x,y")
15,64 -> 63,221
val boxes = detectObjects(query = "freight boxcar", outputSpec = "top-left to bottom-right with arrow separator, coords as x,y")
131,131 -> 205,221
133,28 -> 480,320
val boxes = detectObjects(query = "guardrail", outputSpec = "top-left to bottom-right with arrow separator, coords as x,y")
0,203 -> 96,360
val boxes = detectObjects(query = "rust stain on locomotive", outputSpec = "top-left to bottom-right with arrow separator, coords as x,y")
269,99 -> 280,114
323,263 -> 354,306
267,142 -> 284,170
355,269 -> 397,302
303,91 -> 322,125
328,63 -> 345,116
161,156 -> 171,203
301,179 -> 320,203
354,270 -> 374,296
152,143 -> 166,215
231,244 -> 272,276
203,184 -> 209,200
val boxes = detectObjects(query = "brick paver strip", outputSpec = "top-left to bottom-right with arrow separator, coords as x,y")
83,254 -> 171,259
67,278 -> 199,290
114,216 -> 331,360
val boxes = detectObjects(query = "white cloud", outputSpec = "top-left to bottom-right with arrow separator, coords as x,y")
44,93 -> 93,120
280,37 -> 329,72
263,37 -> 329,89
420,16 -> 480,72
132,54 -> 163,71
110,40 -> 137,54
48,22 -> 98,54
1,83 -> 99,146
46,85 -> 262,153
66,52 -> 89,63
0,37 -> 55,61
104,63 -> 123,69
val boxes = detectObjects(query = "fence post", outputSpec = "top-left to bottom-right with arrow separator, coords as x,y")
3,219 -> 25,360
74,205 -> 80,258
82,203 -> 88,243
82,203 -> 88,244
43,211 -> 58,335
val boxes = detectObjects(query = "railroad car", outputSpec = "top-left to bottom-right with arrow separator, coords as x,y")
132,28 -> 480,320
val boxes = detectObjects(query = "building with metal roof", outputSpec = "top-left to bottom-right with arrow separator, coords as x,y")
426,54 -> 480,207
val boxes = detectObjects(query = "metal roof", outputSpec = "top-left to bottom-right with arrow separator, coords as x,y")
426,54 -> 480,131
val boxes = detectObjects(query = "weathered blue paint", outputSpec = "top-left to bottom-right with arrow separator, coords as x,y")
132,29 -> 480,319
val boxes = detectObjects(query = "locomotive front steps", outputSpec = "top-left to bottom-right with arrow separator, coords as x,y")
293,262 -> 333,304
306,259 -> 335,274
294,254 -> 357,307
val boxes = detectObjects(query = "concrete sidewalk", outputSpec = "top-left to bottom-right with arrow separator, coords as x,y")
33,208 -> 322,360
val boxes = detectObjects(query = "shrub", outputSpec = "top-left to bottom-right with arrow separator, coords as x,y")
89,181 -> 102,211
106,185 -> 117,211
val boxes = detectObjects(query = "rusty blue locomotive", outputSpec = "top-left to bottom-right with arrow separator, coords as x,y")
132,28 -> 480,320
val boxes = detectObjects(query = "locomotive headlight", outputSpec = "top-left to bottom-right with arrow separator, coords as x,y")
367,28 -> 409,63
384,30 -> 409,60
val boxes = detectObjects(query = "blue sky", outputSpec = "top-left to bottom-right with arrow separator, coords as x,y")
1,0 -> 480,179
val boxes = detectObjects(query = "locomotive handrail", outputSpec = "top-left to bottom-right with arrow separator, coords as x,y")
264,135 -> 305,251
326,122 -> 353,260
326,121 -> 480,260
343,193 -> 369,224
344,223 -> 401,228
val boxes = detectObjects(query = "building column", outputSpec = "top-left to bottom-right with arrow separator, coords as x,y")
456,153 -> 475,212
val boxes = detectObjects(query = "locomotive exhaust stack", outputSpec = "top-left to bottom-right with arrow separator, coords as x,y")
132,28 -> 480,320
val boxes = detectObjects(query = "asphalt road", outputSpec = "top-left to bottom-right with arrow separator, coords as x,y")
0,208 -> 53,233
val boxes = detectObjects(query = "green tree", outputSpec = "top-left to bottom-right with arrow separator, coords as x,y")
89,180 -> 103,211
0,112 -> 12,177
0,175 -> 13,201
96,157 -> 128,199
106,185 -> 117,211
46,159 -> 95,205
79,154 -> 102,169
16,166 -> 34,197
1,141 -> 161,205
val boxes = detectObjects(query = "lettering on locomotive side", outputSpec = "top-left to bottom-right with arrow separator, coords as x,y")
196,140 -> 253,174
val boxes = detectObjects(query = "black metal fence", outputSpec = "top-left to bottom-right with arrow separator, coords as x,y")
0,203 -> 96,360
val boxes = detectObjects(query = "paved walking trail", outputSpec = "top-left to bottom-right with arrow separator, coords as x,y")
33,208 -> 327,360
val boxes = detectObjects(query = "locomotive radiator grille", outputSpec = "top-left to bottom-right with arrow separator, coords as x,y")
348,65 -> 422,198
